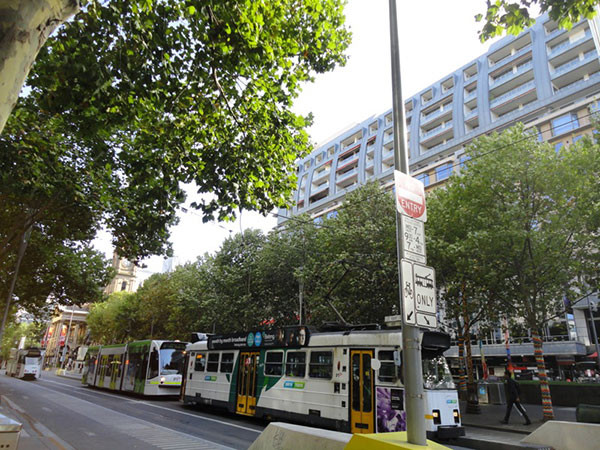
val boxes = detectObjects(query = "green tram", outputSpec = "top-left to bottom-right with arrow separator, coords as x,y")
181,326 -> 464,439
83,340 -> 187,396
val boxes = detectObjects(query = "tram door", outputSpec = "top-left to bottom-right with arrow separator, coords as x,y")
236,352 -> 260,416
350,349 -> 375,434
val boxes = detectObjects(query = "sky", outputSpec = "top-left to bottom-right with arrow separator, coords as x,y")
94,0 -> 502,284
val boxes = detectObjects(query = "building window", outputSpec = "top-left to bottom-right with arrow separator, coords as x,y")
459,154 -> 471,169
435,163 -> 453,181
416,173 -> 430,187
326,210 -> 339,219
121,281 -> 127,291
551,113 -> 579,136
573,134 -> 583,143
554,142 -> 564,153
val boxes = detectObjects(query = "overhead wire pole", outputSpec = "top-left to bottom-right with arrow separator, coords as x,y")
388,0 -> 427,445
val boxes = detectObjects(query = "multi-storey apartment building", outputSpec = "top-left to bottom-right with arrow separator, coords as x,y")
279,14 -> 600,223
278,14 -> 600,379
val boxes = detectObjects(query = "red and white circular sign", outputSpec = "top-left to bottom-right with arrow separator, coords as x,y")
394,170 -> 427,222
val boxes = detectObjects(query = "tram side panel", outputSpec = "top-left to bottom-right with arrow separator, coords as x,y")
122,341 -> 151,394
96,345 -> 126,390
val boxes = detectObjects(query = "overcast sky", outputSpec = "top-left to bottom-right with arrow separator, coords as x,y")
94,0 -> 502,283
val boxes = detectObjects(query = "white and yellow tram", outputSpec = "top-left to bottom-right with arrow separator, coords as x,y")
181,326 -> 464,439
83,340 -> 187,396
5,347 -> 43,380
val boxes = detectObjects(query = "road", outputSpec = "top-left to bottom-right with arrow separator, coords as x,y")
0,371 -> 264,449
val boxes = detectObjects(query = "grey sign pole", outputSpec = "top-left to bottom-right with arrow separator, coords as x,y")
388,0 -> 427,445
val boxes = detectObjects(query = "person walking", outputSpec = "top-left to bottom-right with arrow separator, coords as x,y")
501,369 -> 531,425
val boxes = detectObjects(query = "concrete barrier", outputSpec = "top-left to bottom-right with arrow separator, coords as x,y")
521,420 -> 600,450
0,413 -> 22,449
249,423 -> 451,450
248,422 -> 350,450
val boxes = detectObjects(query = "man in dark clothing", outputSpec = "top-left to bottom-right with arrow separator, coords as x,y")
501,369 -> 531,425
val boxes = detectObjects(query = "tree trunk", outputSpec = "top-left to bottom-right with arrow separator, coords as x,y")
461,283 -> 480,413
456,323 -> 467,399
0,0 -> 79,133
532,329 -> 554,420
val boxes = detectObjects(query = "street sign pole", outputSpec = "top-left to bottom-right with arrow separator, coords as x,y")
388,0 -> 427,445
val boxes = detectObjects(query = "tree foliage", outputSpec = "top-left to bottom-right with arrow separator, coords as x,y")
476,0 -> 598,41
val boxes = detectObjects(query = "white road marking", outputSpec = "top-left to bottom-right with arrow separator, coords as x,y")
25,379 -> 241,449
41,378 -> 262,433
42,406 -> 52,412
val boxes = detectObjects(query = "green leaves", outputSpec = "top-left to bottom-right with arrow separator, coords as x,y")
477,1 -> 598,42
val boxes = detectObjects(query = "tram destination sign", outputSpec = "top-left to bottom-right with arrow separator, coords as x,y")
209,326 -> 310,350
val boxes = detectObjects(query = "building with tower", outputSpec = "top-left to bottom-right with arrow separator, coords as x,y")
104,252 -> 137,294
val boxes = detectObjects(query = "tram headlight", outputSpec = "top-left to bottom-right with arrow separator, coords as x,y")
432,409 -> 441,425
453,409 -> 460,423
160,376 -> 166,384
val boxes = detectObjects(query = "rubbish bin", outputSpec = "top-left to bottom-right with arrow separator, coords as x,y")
486,382 -> 506,405
477,382 -> 489,404
0,414 -> 22,449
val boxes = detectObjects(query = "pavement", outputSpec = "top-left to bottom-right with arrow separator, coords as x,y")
453,400 -> 576,449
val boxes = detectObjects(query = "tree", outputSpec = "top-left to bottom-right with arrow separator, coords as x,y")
87,291 -> 141,344
477,0 -> 598,41
2,0 -> 350,227
0,0 -> 80,133
426,124 -> 600,420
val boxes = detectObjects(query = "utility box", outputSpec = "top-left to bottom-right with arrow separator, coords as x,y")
0,414 -> 22,449
477,381 -> 506,405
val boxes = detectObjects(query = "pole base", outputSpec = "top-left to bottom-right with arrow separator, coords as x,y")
465,382 -> 481,414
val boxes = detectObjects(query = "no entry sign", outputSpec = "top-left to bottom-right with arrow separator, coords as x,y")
394,170 -> 427,222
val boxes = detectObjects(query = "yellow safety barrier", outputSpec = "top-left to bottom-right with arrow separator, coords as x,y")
345,432 -> 451,450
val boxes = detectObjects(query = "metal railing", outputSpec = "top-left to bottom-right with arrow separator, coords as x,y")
421,122 -> 452,140
490,80 -> 536,108
549,29 -> 592,58
490,60 -> 533,88
552,49 -> 598,77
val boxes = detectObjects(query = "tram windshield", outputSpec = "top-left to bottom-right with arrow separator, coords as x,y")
25,357 -> 40,365
422,355 -> 455,390
159,343 -> 186,375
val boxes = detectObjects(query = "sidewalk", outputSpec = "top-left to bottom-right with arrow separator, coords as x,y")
460,400 -> 576,434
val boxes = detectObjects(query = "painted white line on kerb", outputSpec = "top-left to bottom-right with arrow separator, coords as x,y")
41,378 -> 262,434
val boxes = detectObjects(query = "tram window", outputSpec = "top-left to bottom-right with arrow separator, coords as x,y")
265,351 -> 283,376
194,353 -> 206,372
207,353 -> 220,372
378,350 -> 397,382
286,352 -> 306,378
309,351 -> 333,379
148,349 -> 159,379
220,353 -> 234,373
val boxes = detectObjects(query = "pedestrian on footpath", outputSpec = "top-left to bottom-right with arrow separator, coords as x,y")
501,369 -> 531,425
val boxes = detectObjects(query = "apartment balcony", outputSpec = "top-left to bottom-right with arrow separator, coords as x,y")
421,106 -> 453,127
490,60 -> 533,89
490,80 -> 536,109
383,130 -> 394,144
465,108 -> 478,121
548,29 -> 593,60
365,158 -> 374,169
464,90 -> 477,103
309,186 -> 329,204
311,181 -> 329,194
551,50 -> 599,87
337,150 -> 360,169
489,46 -> 532,69
381,146 -> 394,164
420,122 -> 453,143
312,165 -> 331,183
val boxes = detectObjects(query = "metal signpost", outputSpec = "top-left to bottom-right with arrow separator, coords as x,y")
388,0 -> 438,445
